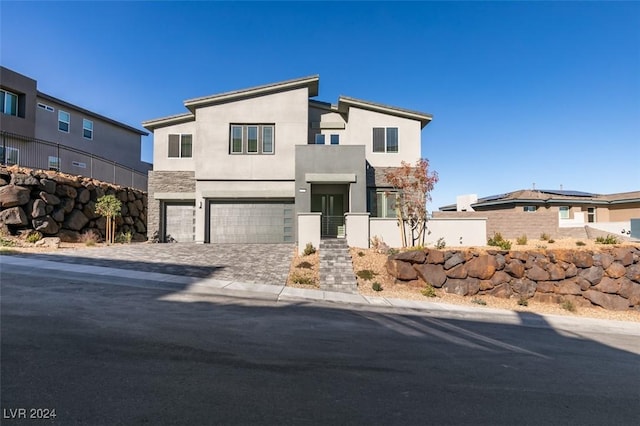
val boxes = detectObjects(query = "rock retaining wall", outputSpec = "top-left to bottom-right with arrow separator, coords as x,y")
386,247 -> 640,311
0,166 -> 147,242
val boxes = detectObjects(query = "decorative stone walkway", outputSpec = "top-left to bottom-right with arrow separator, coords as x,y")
319,239 -> 358,294
24,243 -> 294,285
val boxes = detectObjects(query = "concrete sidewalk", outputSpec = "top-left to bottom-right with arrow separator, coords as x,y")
2,254 -> 639,335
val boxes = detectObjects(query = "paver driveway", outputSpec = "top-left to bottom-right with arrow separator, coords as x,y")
26,243 -> 295,285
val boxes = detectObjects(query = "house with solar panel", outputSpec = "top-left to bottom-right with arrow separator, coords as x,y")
436,189 -> 640,240
142,75 -> 466,248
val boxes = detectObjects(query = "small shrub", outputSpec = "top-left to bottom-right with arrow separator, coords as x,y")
487,232 -> 512,250
0,237 -> 16,247
371,235 -> 391,254
387,248 -> 399,255
407,245 -> 426,251
297,261 -> 313,269
421,284 -> 437,297
303,242 -> 316,256
516,234 -> 528,245
561,300 -> 576,312
540,233 -> 551,241
435,237 -> 446,249
358,251 -> 365,257
291,272 -> 315,285
26,231 -> 43,244
471,298 -> 487,306
115,231 -> 133,244
372,282 -> 383,292
536,244 -> 547,249
575,241 -> 586,246
595,235 -> 619,245
79,230 -> 100,246
518,297 -> 529,307
548,239 -> 555,244
356,269 -> 377,280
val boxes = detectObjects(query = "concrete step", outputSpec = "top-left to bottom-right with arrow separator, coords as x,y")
319,239 -> 357,294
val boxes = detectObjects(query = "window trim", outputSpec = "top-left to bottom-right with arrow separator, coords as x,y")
559,206 -> 570,220
168,133 -> 193,158
1,89 -> 19,116
58,110 -> 70,133
372,127 -> 399,153
229,124 -> 275,155
83,119 -> 93,140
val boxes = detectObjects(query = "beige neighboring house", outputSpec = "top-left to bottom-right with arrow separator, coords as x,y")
142,75 -> 441,246
436,189 -> 640,240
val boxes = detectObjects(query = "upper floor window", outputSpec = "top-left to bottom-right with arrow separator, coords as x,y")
373,127 -> 398,153
37,102 -> 54,112
330,134 -> 340,145
314,134 -> 325,145
230,124 -> 275,155
83,119 -> 93,139
58,110 -> 70,132
1,89 -> 18,116
559,206 -> 570,219
168,134 -> 192,158
523,206 -> 537,212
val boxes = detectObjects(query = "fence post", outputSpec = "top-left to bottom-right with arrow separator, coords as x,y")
1,132 -> 6,165
57,143 -> 60,171
90,155 -> 93,178
113,161 -> 116,184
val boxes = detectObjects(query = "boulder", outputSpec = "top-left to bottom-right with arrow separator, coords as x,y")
504,259 -> 525,278
593,252 -> 614,269
444,278 -> 479,296
39,191 -> 61,206
61,197 -> 75,213
573,251 -> 594,268
490,270 -> 511,286
510,278 -> 537,299
443,252 -> 465,270
612,248 -> 634,266
58,229 -> 80,242
593,277 -> 621,294
526,265 -> 550,281
33,216 -> 60,235
554,279 -> 582,295
63,209 -> 89,231
605,262 -> 626,279
579,266 -> 604,285
413,264 -> 447,288
486,283 -> 513,298
394,250 -> 427,264
39,178 -> 57,194
563,262 -> 578,278
618,278 -> 640,306
547,263 -> 566,281
82,200 -> 100,220
0,185 -> 30,207
0,206 -> 28,225
55,184 -> 77,199
466,255 -> 498,280
625,264 -> 640,283
77,188 -> 91,204
11,173 -> 39,186
583,290 -> 629,311
386,259 -> 418,281
51,208 -> 65,222
446,264 -> 468,279
426,249 -> 445,264
34,237 -> 60,249
31,199 -> 47,218
536,281 -> 556,293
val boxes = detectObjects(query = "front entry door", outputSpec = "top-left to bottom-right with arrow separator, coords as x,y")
311,194 -> 344,237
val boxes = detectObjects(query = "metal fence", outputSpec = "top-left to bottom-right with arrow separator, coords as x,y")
0,131 -> 148,190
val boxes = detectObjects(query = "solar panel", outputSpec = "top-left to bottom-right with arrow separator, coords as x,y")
538,190 -> 596,197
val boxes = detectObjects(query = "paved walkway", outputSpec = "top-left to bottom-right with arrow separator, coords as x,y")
23,243 -> 294,285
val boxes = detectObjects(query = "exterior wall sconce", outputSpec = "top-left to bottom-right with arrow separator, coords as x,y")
199,201 -> 203,209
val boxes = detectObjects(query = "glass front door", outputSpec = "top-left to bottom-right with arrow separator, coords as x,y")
311,194 -> 344,237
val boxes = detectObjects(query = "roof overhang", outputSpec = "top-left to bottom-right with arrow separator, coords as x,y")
337,96 -> 433,128
184,75 -> 319,112
142,112 -> 195,132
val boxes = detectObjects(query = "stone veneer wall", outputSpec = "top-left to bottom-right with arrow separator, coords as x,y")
386,247 -> 640,311
147,170 -> 196,240
0,166 -> 147,241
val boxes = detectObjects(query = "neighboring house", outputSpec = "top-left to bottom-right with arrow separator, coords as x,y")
436,189 -> 640,239
142,75 -> 434,244
0,66 -> 150,189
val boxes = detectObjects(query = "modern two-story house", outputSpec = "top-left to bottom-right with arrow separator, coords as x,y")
1,66 -> 150,189
143,75 -> 433,246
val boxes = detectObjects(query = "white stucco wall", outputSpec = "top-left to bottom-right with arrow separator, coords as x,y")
194,87 -> 309,180
152,120 -> 197,171
369,217 -> 487,248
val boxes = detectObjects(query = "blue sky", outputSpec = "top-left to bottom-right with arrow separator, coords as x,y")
1,1 -> 638,210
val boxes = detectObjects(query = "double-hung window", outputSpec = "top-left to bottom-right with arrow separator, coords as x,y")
83,119 -> 93,139
1,89 -> 18,116
559,206 -> 570,220
58,110 -> 70,132
230,124 -> 275,154
168,134 -> 193,158
372,127 -> 398,153
0,146 -> 19,166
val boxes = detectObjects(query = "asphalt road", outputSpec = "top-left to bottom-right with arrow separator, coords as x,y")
1,268 -> 639,425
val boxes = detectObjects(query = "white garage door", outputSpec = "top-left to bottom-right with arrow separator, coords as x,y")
209,201 -> 294,243
165,203 -> 195,242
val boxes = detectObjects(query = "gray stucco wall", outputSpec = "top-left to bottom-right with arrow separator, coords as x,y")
295,145 -> 367,215
147,170 -> 196,239
0,66 -> 37,138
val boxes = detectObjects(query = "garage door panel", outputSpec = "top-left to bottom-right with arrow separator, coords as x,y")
165,203 -> 195,242
209,201 -> 294,243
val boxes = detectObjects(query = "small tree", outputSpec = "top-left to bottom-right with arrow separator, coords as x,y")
95,194 -> 122,244
384,158 -> 438,247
